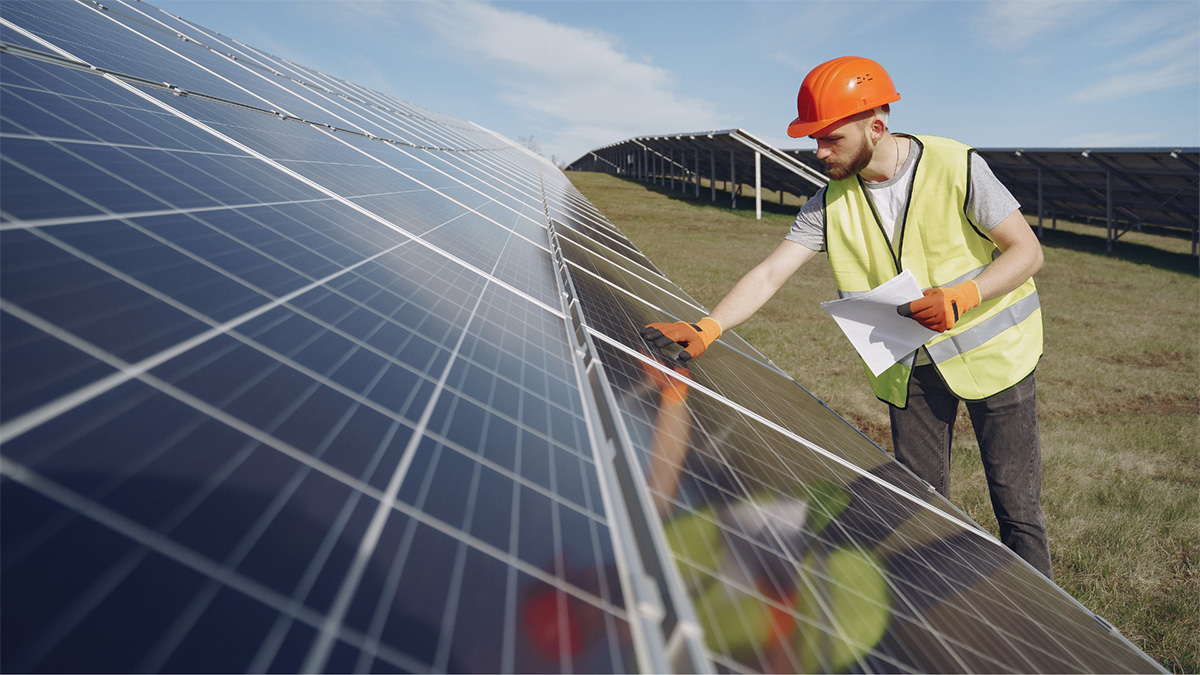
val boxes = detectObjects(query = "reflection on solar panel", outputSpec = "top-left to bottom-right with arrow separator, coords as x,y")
0,2 -> 1165,673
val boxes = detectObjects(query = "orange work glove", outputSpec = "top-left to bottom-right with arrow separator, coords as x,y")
639,317 -> 722,364
898,281 -> 980,333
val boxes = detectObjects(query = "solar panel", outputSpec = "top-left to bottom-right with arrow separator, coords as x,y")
567,129 -> 828,213
1,1 -> 1165,673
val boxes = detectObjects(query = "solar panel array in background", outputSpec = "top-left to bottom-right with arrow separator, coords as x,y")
0,2 -> 1164,673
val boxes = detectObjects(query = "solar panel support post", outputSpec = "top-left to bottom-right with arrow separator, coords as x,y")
730,150 -> 737,209
755,151 -> 762,220
669,149 -> 675,191
694,149 -> 700,198
1106,169 -> 1114,253
1037,167 -> 1044,238
710,149 -> 716,203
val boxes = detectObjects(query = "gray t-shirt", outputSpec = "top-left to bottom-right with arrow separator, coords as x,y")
785,139 -> 1021,251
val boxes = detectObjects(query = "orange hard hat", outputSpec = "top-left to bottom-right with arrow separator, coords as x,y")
787,56 -> 901,138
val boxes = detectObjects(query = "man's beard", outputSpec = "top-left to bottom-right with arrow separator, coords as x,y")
824,138 -> 873,180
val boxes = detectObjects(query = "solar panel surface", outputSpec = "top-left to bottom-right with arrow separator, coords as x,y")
0,1 -> 1166,673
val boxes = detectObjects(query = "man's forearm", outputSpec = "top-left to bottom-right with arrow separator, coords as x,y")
708,240 -> 817,331
974,212 -> 1044,301
708,265 -> 789,331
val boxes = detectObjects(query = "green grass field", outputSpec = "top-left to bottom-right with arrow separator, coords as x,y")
567,171 -> 1199,673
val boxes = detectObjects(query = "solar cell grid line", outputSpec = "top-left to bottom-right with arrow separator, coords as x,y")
558,237 -> 779,371
105,0 -> 427,139
583,333 -> 1150,674
0,228 -> 445,458
7,13 -> 638,672
299,259 -> 500,672
4,1 -> 292,118
96,81 -> 559,260
545,228 -> 709,675
1,207 -> 496,449
90,0 -> 472,153
1,49 -> 571,326
583,338 -> 936,674
551,203 -> 645,253
550,212 -> 671,284
555,201 -> 653,263
544,185 -> 692,277
556,229 -> 707,319
591,332 -> 985,542
2,145 -> 499,348
108,15 -> 502,158
16,2 -> 504,159
7,163 -> 619,672
556,182 -> 1156,667
319,281 -> 633,667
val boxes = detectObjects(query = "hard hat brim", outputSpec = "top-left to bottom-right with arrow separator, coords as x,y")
787,116 -> 831,138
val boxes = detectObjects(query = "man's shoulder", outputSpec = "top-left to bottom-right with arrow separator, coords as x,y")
908,134 -> 974,153
793,187 -> 827,228
802,186 -> 828,210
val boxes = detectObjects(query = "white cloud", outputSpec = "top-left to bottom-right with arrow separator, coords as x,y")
411,1 -> 727,159
1069,61 -> 1196,104
977,0 -> 1092,49
1090,1 -> 1200,47
1069,27 -> 1200,103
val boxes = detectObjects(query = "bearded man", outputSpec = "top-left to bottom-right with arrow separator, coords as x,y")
640,56 -> 1052,578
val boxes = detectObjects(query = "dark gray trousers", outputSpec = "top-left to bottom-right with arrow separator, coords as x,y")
889,365 -> 1053,579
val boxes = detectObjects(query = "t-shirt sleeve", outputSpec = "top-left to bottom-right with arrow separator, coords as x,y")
785,187 -> 826,251
968,153 -> 1022,230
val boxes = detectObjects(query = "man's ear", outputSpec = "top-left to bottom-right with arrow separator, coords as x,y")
869,116 -> 888,141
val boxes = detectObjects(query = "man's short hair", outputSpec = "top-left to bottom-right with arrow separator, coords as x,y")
875,104 -> 891,127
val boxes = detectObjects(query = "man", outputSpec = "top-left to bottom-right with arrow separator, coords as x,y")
640,56 -> 1052,578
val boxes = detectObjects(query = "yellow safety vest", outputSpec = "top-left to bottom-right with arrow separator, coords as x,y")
824,135 -> 1042,407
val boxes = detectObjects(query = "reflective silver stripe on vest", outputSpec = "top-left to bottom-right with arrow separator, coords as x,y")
940,264 -> 989,289
926,291 -> 1040,363
836,264 -> 989,300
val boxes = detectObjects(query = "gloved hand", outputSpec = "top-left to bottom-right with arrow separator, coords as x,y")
639,317 -> 722,364
898,281 -> 980,333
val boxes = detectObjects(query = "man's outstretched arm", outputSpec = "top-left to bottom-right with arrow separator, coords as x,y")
708,239 -> 818,332
640,240 -> 817,363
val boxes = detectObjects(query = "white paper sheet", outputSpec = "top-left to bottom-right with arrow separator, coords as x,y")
820,270 -> 938,376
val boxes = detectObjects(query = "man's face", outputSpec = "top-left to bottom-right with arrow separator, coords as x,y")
811,115 -> 875,180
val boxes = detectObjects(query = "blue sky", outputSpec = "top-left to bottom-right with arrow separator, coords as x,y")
151,0 -> 1200,165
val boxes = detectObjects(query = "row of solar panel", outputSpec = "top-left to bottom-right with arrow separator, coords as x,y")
2,2 -> 635,672
1,1 -> 1163,673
